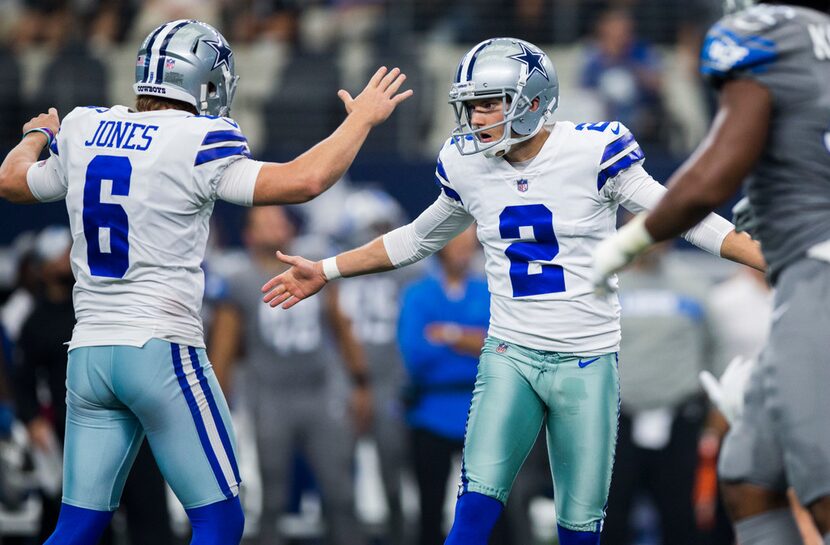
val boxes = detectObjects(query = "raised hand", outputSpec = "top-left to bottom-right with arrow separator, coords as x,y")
23,107 -> 60,138
338,66 -> 414,127
261,251 -> 328,310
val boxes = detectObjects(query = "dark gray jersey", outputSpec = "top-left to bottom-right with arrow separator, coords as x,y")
701,5 -> 830,281
337,267 -> 420,387
225,256 -> 338,391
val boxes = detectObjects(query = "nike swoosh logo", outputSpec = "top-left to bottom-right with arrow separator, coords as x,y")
610,122 -> 621,135
578,357 -> 600,368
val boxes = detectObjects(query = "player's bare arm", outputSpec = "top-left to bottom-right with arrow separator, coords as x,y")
644,78 -> 771,241
324,286 -> 373,435
207,302 -> 243,393
719,230 -> 766,272
261,236 -> 395,309
593,79 -> 771,284
0,108 -> 61,203
252,66 -> 414,205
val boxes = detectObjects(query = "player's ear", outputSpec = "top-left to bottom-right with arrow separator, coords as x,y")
529,98 -> 540,112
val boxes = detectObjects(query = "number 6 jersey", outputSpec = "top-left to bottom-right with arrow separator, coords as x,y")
384,121 -> 733,355
26,105 -> 262,349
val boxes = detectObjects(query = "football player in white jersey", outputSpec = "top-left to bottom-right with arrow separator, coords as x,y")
260,38 -> 764,545
0,19 -> 411,545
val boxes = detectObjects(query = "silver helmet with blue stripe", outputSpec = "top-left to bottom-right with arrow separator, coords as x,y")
133,20 -> 238,117
449,38 -> 558,158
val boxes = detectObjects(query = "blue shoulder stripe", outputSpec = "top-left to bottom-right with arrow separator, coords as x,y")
700,24 -> 777,77
202,130 -> 247,146
601,132 -> 636,165
597,146 -> 645,191
436,158 -> 450,184
440,184 -> 463,204
195,145 -> 250,166
50,138 -> 59,156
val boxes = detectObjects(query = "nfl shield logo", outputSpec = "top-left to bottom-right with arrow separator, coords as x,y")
165,58 -> 176,70
496,342 -> 508,353
516,178 -> 529,192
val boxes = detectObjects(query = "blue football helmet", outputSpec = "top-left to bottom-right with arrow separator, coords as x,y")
133,20 -> 238,117
448,38 -> 559,158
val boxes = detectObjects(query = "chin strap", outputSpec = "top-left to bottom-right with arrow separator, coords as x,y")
483,114 -> 550,158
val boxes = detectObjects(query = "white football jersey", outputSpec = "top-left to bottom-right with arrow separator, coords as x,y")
436,121 -> 649,354
27,105 -> 258,349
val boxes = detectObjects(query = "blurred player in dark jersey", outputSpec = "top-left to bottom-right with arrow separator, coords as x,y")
594,2 -> 830,544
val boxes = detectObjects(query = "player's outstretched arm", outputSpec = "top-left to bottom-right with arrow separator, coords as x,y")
262,236 -> 395,309
0,108 -> 61,204
592,79 -> 771,286
252,66 -> 413,205
262,195 -> 472,309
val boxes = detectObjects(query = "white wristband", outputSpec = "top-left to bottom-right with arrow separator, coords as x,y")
618,214 -> 655,257
321,257 -> 342,281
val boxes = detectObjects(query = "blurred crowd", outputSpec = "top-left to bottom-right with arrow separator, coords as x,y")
0,0 -> 721,170
0,0 -> 775,543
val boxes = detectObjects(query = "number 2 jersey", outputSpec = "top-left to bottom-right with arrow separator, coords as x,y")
701,4 -> 830,281
383,122 -> 733,355
26,105 -> 262,349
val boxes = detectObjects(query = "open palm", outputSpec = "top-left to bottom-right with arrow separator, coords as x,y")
261,251 -> 327,309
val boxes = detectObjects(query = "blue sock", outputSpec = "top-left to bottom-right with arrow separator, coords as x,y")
185,496 -> 245,545
557,524 -> 601,545
444,492 -> 504,545
44,503 -> 114,545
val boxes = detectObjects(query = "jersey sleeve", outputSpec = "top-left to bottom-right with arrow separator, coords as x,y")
193,117 -> 254,204
26,146 -> 67,202
595,122 -> 646,193
434,145 -> 467,210
382,195 -> 474,268
700,6 -> 797,96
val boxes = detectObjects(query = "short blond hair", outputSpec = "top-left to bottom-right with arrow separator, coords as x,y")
135,95 -> 197,115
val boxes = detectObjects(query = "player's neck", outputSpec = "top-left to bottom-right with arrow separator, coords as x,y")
504,127 -> 550,164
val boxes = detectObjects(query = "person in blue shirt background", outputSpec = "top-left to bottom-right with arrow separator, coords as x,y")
397,226 -> 491,545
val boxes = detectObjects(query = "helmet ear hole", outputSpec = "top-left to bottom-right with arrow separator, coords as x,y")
207,81 -> 217,97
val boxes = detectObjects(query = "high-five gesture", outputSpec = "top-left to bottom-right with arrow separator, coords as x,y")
338,66 -> 413,126
262,251 -> 328,309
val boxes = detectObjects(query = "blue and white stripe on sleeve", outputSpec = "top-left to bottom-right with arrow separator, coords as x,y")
434,158 -> 463,204
597,131 -> 645,191
194,128 -> 252,166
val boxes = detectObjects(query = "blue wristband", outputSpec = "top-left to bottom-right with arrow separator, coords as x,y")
22,127 -> 55,148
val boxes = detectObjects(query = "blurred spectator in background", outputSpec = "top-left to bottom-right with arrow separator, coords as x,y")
336,188 -> 419,545
580,8 -> 664,144
209,206 -> 370,545
129,0 -> 219,44
14,226 -> 173,545
397,226 -> 489,545
261,7 -> 344,160
602,243 -> 713,545
28,9 -> 109,120
0,45 -> 23,156
1,232 -> 38,346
